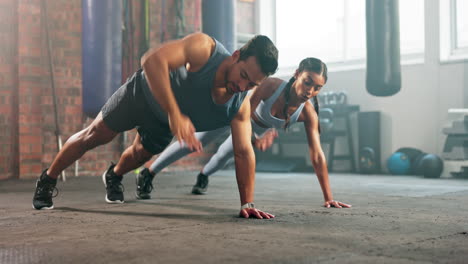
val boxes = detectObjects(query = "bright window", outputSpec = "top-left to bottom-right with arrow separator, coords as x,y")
399,1 -> 425,56
274,0 -> 424,71
455,0 -> 468,49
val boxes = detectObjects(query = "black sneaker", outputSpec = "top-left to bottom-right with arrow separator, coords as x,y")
191,172 -> 209,195
32,169 -> 58,210
135,168 -> 155,200
102,163 -> 124,204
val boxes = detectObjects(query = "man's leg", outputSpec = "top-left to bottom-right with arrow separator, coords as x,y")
103,133 -> 154,204
115,134 -> 154,175
33,112 -> 118,209
48,112 -> 118,178
34,69 -> 144,209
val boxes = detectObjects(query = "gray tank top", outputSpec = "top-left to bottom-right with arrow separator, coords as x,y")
254,81 -> 305,129
140,39 -> 248,131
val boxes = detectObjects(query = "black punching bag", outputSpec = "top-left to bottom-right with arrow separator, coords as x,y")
366,0 -> 401,97
82,0 -> 122,118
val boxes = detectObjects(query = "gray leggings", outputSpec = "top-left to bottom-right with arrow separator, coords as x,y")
149,121 -> 269,176
149,126 -> 230,175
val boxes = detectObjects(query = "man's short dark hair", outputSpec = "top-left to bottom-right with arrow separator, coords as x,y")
238,35 -> 278,76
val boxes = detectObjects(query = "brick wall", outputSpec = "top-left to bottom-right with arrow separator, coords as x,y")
0,0 -> 204,180
0,0 -> 18,180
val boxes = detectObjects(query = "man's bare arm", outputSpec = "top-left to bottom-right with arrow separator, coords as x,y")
231,97 -> 275,219
140,33 -> 214,150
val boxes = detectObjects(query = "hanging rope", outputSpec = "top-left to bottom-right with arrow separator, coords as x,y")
139,0 -> 150,59
41,0 -> 66,181
122,0 -> 134,81
160,0 -> 167,42
175,0 -> 186,38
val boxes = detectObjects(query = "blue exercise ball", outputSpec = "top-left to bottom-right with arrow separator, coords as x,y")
387,152 -> 410,175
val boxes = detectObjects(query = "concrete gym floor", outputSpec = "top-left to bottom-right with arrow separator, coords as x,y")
1,170 -> 467,264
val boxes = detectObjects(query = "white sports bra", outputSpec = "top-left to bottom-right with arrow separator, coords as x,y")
253,81 -> 305,129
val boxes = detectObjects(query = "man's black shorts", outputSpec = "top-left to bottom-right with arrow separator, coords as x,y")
101,70 -> 173,154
